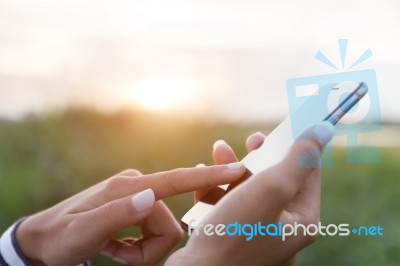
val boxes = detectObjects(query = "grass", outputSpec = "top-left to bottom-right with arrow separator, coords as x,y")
297,147 -> 400,266
0,108 -> 398,265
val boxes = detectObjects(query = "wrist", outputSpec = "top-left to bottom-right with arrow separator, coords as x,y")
16,216 -> 46,266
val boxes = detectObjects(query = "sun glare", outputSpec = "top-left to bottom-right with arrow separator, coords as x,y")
131,77 -> 198,111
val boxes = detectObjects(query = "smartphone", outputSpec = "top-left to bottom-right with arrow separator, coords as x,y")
181,82 -> 368,232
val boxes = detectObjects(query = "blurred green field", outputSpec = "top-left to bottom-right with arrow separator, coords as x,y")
0,109 -> 399,265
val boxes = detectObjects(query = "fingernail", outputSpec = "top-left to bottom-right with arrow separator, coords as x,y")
313,121 -> 335,148
196,163 -> 206,168
112,257 -> 129,265
99,250 -> 113,258
213,139 -> 226,150
227,162 -> 245,170
131,188 -> 155,212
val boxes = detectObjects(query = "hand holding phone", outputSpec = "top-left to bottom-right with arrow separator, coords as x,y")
181,82 -> 368,231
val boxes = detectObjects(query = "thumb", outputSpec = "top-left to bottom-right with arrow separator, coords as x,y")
248,121 -> 335,211
271,120 -> 335,199
83,189 -> 155,236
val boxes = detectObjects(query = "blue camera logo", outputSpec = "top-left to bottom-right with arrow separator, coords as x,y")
286,40 -> 382,166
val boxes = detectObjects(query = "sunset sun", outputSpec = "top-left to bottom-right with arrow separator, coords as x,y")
131,77 -> 198,111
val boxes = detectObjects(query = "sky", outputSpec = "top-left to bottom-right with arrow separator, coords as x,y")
0,0 -> 399,122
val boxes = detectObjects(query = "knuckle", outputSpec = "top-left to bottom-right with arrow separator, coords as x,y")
164,169 -> 177,180
163,169 -> 182,193
104,176 -> 126,191
295,210 -> 319,227
200,167 -> 215,188
304,232 -> 319,245
291,140 -> 322,169
104,202 -> 122,225
171,225 -> 184,244
294,138 -> 322,155
300,150 -> 321,169
118,168 -> 142,177
298,212 -> 320,246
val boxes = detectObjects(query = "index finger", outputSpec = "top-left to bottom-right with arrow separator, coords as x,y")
142,163 -> 246,200
102,163 -> 246,201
